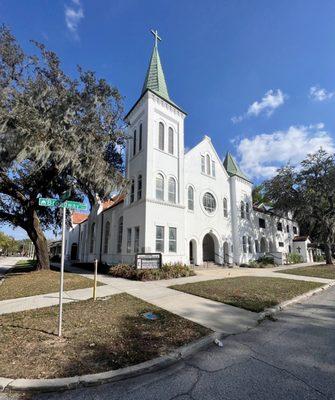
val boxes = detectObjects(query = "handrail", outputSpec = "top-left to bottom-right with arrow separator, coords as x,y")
214,252 -> 234,265
263,252 -> 282,264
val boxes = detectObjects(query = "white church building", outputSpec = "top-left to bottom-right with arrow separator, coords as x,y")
66,32 -> 304,267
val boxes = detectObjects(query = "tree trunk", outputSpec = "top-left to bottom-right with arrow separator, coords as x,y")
324,243 -> 333,265
27,210 -> 50,270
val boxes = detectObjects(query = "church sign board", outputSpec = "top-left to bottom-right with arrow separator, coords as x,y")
136,253 -> 162,269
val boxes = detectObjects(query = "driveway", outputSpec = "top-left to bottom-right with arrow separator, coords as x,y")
3,284 -> 334,400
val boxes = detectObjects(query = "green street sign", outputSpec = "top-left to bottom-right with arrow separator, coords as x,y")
38,197 -> 87,211
60,190 -> 71,202
38,198 -> 60,207
62,201 -> 87,211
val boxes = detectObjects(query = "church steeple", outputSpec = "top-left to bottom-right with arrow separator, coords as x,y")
223,152 -> 251,182
141,29 -> 170,102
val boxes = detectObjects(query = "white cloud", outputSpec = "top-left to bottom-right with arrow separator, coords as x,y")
65,0 -> 84,39
309,85 -> 334,101
232,89 -> 287,123
235,123 -> 335,179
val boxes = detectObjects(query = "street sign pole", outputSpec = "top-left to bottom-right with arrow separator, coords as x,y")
38,196 -> 86,337
58,204 -> 66,337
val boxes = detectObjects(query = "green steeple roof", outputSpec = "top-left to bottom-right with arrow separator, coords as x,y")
223,152 -> 251,182
141,42 -> 170,101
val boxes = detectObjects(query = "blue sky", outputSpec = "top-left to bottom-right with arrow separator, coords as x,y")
1,0 -> 335,239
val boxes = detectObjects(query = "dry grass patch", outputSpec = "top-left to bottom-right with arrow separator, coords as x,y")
0,293 -> 210,379
0,260 -> 103,301
279,264 -> 335,280
170,276 -> 323,312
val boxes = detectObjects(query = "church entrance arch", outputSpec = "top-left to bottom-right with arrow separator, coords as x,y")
202,234 -> 215,262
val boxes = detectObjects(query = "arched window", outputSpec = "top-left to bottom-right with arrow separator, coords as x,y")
201,155 -> 205,173
158,122 -> 164,150
139,123 -> 143,151
89,223 -> 95,253
103,221 -> 110,254
255,239 -> 260,253
242,236 -> 247,253
203,192 -> 216,213
188,186 -> 194,210
246,203 -> 250,219
206,154 -> 211,175
241,201 -> 245,219
168,177 -> 176,203
133,130 -> 137,156
117,217 -> 123,253
137,174 -> 142,200
130,179 -> 135,203
168,127 -> 174,154
156,173 -> 164,200
248,237 -> 252,253
211,161 -> 216,177
223,197 -> 228,217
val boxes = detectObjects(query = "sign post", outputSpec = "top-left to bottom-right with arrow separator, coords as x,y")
38,195 -> 87,337
58,204 -> 66,337
93,259 -> 98,301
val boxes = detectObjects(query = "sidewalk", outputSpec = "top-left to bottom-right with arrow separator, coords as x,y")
0,261 -> 333,334
0,257 -> 27,278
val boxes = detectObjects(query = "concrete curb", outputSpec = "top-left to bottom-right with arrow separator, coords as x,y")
258,281 -> 335,322
1,332 -> 223,393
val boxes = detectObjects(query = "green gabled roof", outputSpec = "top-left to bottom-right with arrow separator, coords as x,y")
223,152 -> 251,182
142,44 -> 170,102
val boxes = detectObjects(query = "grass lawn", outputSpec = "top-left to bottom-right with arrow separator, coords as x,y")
279,264 -> 335,280
0,293 -> 210,379
0,260 -> 103,301
170,276 -> 323,312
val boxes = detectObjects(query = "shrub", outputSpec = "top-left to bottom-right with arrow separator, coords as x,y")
257,255 -> 275,266
108,264 -> 137,280
314,254 -> 325,262
287,253 -> 303,264
248,260 -> 259,268
239,263 -> 250,268
108,262 -> 195,281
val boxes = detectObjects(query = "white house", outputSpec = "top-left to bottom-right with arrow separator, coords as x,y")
66,32 -> 301,266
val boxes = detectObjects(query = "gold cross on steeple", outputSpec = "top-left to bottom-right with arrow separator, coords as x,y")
150,29 -> 161,47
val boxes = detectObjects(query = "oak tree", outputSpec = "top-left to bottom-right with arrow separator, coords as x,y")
0,26 -> 126,269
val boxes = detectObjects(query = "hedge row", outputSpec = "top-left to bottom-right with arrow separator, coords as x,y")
108,263 -> 195,281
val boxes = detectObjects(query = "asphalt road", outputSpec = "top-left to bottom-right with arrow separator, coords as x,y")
2,286 -> 335,400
